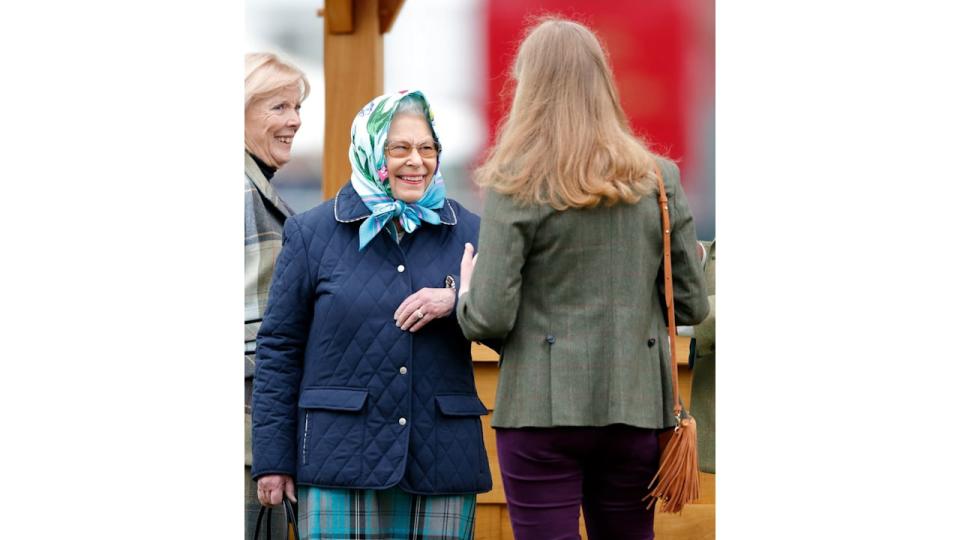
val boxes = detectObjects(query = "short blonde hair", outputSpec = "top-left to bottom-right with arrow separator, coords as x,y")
245,52 -> 311,109
474,17 -> 658,210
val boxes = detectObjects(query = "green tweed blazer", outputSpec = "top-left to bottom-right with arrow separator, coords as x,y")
457,158 -> 709,429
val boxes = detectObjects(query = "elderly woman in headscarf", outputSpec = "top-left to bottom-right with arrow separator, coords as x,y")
244,51 -> 310,540
252,90 -> 492,540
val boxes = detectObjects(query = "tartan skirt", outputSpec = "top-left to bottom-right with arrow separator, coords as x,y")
296,485 -> 477,540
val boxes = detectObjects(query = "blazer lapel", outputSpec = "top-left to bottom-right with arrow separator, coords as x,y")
245,152 -> 294,218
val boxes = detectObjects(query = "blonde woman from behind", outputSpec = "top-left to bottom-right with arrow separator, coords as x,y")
457,18 -> 709,540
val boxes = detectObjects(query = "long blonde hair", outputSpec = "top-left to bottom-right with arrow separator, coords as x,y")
474,18 -> 658,210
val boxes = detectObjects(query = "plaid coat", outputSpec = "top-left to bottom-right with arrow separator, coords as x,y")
457,157 -> 710,429
245,152 -> 295,361
245,151 -> 294,464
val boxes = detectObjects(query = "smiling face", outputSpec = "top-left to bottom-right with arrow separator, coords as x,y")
384,114 -> 437,203
244,84 -> 302,168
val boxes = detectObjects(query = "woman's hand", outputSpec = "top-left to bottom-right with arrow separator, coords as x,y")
257,474 -> 297,507
459,243 -> 478,298
394,287 -> 455,332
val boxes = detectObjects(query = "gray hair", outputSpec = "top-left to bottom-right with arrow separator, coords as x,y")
392,94 -> 437,141
395,94 -> 428,118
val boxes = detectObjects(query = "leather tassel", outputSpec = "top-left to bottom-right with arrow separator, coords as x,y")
646,415 -> 701,513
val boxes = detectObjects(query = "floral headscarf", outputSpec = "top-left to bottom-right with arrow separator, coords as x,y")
348,90 -> 446,250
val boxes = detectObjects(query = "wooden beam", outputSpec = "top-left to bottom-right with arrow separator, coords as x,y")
322,0 -> 354,34
322,0 -> 384,200
378,0 -> 405,34
471,342 -> 499,362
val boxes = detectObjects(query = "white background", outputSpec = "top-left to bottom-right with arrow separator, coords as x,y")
2,1 -> 959,537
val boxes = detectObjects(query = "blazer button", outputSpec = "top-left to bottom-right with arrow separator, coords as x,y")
647,338 -> 657,347
545,335 -> 556,345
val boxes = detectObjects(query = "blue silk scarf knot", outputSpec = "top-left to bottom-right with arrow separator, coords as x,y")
357,187 -> 444,250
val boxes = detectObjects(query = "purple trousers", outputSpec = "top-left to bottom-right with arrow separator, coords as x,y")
495,424 -> 660,540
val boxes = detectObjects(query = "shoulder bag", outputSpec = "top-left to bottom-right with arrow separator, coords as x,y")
645,164 -> 701,514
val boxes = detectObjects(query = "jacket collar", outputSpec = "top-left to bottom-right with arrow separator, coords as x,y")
245,151 -> 294,219
334,182 -> 458,226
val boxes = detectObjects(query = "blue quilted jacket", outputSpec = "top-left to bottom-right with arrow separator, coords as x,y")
252,183 -> 493,495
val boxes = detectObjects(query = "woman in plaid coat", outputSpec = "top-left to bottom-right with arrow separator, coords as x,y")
244,51 -> 311,540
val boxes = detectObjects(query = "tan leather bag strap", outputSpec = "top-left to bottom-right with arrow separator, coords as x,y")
654,164 -> 682,418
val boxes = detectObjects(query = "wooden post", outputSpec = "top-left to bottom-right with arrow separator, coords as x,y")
320,0 -> 405,200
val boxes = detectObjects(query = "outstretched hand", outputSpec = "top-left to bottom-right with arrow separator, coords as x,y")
459,243 -> 478,298
459,242 -> 480,296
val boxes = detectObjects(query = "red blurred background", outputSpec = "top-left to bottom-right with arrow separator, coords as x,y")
484,0 -> 715,238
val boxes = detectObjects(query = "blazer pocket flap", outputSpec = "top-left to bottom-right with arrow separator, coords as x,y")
299,387 -> 368,411
435,394 -> 489,416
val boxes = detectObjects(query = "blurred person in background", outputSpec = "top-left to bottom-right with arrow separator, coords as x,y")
253,90 -> 492,540
245,51 -> 310,539
456,18 -> 709,540
690,239 -> 716,474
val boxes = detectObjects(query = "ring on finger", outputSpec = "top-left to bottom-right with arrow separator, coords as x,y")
415,308 -> 424,319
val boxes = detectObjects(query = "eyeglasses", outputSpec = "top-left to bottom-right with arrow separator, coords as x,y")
385,141 -> 441,159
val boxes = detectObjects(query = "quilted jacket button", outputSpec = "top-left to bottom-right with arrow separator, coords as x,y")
397,264 -> 405,272
545,335 -> 556,345
399,417 -> 407,426
647,338 -> 656,347
399,366 -> 408,375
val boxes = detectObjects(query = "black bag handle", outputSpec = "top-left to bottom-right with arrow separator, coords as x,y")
254,498 -> 299,540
